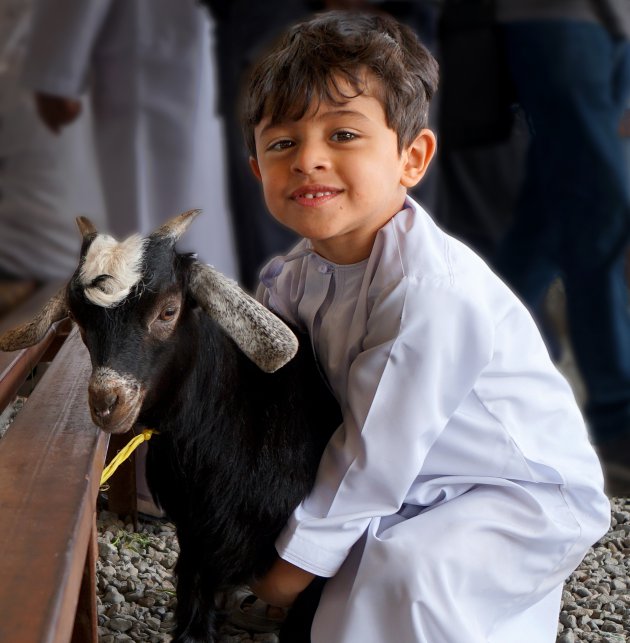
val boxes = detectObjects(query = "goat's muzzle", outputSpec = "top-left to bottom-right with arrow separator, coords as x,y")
88,367 -> 145,434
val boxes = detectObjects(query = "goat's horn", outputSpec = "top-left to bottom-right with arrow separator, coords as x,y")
188,263 -> 298,372
76,216 -> 98,239
151,209 -> 201,243
0,287 -> 68,352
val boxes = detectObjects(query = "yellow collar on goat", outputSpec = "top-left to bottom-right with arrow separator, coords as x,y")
99,428 -> 158,488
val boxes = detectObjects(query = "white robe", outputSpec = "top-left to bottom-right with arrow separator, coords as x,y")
0,0 -> 106,280
21,0 -> 237,275
258,197 -> 610,642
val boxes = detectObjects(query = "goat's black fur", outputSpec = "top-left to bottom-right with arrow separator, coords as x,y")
145,321 -> 338,641
67,239 -> 340,642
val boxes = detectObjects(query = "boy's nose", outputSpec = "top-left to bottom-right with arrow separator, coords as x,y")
290,143 -> 330,174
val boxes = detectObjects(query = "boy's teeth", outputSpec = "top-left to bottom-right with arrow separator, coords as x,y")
304,191 -> 332,199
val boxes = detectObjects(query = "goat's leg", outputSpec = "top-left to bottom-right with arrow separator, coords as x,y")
172,555 -> 217,643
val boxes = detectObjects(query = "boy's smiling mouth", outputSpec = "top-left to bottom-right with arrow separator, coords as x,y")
290,185 -> 342,206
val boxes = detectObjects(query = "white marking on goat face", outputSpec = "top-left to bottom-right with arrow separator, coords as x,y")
80,234 -> 146,307
90,366 -> 141,393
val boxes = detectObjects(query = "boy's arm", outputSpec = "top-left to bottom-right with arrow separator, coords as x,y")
251,558 -> 316,607
273,276 -> 496,578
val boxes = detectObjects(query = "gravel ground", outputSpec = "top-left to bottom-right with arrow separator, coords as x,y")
95,510 -> 279,642
0,395 -> 25,439
93,499 -> 630,643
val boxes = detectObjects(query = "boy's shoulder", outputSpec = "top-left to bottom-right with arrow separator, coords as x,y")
374,199 -> 490,288
370,199 -> 527,324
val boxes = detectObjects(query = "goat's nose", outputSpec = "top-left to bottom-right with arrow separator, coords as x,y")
90,389 -> 119,419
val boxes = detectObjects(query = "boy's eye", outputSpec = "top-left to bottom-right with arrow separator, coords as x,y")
268,139 -> 294,151
331,131 -> 357,143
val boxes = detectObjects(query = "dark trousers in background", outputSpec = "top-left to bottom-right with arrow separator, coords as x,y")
494,21 -> 630,443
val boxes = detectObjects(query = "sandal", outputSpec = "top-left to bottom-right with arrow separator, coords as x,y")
226,586 -> 288,633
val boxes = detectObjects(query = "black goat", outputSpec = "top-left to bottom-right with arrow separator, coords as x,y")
0,211 -> 340,642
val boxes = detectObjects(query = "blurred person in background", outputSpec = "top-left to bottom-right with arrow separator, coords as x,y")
0,0 -> 106,314
21,0 -> 237,276
436,0 -> 527,259
438,0 -> 630,493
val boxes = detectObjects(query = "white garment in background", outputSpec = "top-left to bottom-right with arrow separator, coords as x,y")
0,0 -> 106,281
258,197 -> 610,642
22,0 -> 237,276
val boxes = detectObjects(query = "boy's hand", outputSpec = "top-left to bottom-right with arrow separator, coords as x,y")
251,558 -> 316,608
34,92 -> 82,134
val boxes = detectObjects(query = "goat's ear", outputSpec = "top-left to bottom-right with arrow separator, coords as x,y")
0,287 -> 68,352
151,209 -> 201,243
188,263 -> 298,372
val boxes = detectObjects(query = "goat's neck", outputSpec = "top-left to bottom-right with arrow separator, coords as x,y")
140,314 -> 242,433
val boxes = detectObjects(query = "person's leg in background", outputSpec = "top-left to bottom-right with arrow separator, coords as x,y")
495,21 -> 630,488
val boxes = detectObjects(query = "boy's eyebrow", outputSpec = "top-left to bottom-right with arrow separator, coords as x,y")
318,109 -> 371,122
258,109 -> 371,137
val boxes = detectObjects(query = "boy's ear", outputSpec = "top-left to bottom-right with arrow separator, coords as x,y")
249,156 -> 262,182
400,129 -> 437,189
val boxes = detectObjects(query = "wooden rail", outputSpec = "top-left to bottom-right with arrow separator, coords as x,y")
0,288 -> 110,643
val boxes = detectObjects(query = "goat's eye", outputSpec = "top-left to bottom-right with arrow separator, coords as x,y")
159,306 -> 178,322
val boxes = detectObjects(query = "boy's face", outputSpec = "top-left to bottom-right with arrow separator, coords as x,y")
250,78 -> 435,264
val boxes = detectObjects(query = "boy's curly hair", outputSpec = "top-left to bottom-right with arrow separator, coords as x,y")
242,10 -> 439,157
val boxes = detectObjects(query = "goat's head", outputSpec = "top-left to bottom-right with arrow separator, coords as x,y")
0,210 -> 298,434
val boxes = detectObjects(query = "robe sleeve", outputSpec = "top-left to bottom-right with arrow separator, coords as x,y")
21,0 -> 114,97
256,281 -> 270,307
275,274 -> 496,577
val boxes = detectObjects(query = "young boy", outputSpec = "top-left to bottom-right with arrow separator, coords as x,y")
244,11 -> 610,642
